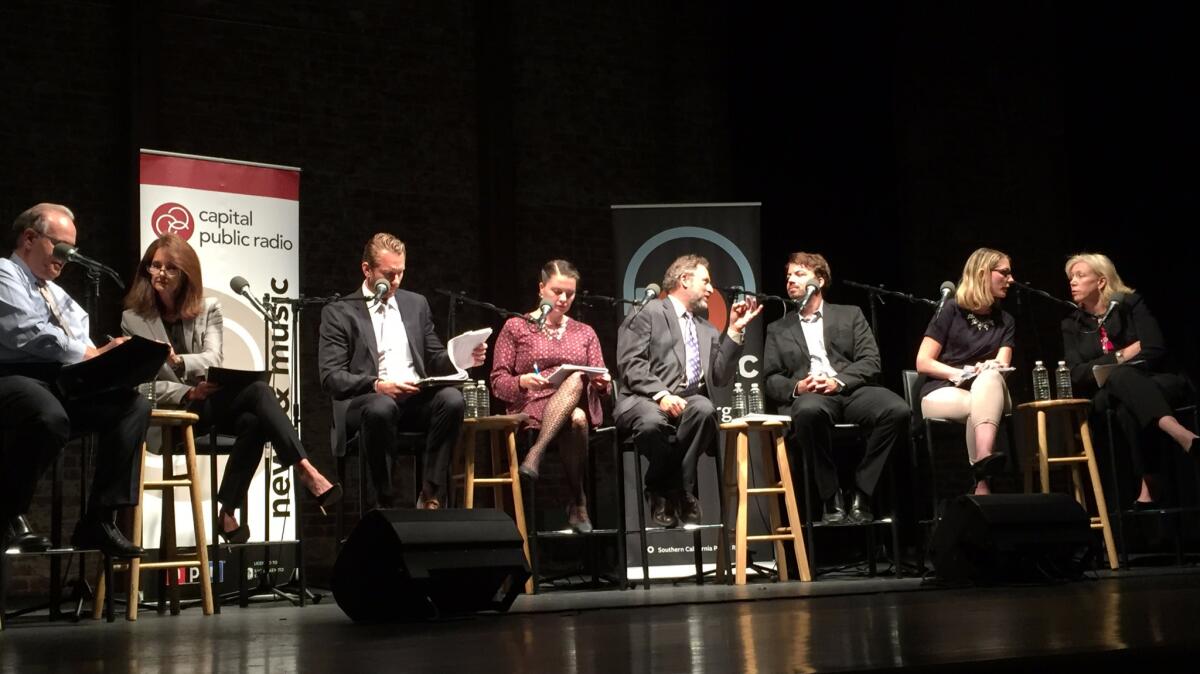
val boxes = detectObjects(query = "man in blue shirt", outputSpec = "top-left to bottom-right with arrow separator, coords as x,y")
0,203 -> 149,557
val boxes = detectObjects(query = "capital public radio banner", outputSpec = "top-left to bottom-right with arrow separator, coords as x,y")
138,150 -> 301,568
613,203 -> 771,579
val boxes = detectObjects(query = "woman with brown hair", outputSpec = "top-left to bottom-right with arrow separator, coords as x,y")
916,247 -> 1016,495
122,234 -> 340,543
490,259 -> 611,533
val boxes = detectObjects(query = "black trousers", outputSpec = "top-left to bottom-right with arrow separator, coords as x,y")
0,374 -> 150,520
192,380 -> 308,511
1094,367 -> 1192,478
346,386 -> 465,507
615,394 -> 717,494
783,385 -> 909,501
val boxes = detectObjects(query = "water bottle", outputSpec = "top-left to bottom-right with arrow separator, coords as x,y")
1055,360 -> 1073,399
748,383 -> 764,415
1032,361 -> 1051,401
476,380 -> 491,417
731,382 -> 747,419
463,381 -> 478,418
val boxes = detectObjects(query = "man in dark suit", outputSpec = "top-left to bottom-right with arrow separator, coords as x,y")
764,252 -> 909,524
615,254 -> 762,527
318,233 -> 485,509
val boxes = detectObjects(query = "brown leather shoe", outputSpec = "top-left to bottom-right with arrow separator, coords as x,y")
677,492 -> 703,526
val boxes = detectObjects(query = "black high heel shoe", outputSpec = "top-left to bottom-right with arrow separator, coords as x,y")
971,452 -> 1007,483
314,483 -> 343,516
218,522 -> 251,544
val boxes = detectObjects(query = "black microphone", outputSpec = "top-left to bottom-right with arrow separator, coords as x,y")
532,297 -> 555,328
371,279 -> 390,303
935,281 -> 955,317
797,281 -> 820,311
1097,291 -> 1126,325
52,242 -> 125,289
639,283 -> 662,306
230,276 -> 271,319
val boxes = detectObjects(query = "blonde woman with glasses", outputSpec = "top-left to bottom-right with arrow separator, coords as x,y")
916,248 -> 1015,495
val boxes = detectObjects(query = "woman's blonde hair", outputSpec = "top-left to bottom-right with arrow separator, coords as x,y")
1064,252 -> 1134,307
955,247 -> 1009,313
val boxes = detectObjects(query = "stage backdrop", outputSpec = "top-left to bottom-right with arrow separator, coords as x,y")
612,203 -> 771,578
138,149 -> 301,586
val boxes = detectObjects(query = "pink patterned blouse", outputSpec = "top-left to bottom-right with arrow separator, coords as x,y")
489,315 -> 608,428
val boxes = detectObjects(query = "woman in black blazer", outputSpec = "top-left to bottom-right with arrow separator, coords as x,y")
1061,252 -> 1198,508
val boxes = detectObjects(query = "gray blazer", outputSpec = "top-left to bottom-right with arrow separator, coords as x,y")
121,297 -> 223,406
614,297 -> 741,418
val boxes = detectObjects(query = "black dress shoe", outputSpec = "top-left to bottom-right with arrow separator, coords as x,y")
821,491 -> 846,525
219,522 -> 251,544
646,490 -> 678,528
71,520 -> 144,558
677,492 -> 703,526
847,489 -> 874,524
1132,500 -> 1162,512
3,515 -> 52,553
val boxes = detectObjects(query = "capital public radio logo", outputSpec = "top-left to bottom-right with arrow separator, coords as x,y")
151,203 -> 195,241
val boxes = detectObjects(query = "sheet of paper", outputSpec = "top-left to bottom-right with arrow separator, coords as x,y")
417,328 -> 493,385
544,364 -> 608,386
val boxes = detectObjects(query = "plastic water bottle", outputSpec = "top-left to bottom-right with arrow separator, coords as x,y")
731,382 -> 747,419
1032,361 -> 1051,401
1055,360 -> 1073,399
748,383 -> 764,415
476,380 -> 491,417
463,381 -> 478,418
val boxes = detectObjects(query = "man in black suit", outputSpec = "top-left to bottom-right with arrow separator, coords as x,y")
615,254 -> 762,527
763,252 -> 908,524
318,233 -> 485,509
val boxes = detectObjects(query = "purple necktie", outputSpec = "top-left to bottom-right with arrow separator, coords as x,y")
684,312 -> 701,390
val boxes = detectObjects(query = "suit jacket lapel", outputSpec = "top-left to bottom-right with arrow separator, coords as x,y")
398,295 -> 426,377
351,298 -> 380,365
663,300 -> 686,371
698,317 -> 713,375
787,312 -> 811,363
182,309 -> 198,354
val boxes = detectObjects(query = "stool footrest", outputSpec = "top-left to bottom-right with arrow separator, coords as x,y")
470,478 -> 513,485
747,487 -> 785,495
136,560 -> 203,571
145,479 -> 193,488
748,533 -> 799,542
1046,456 -> 1088,464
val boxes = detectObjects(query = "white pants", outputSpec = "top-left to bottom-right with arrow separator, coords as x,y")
920,369 -> 1011,464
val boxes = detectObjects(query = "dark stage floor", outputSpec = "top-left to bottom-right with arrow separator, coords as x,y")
4,567 -> 1200,673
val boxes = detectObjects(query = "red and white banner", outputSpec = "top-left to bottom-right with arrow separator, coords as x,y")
138,150 -> 301,548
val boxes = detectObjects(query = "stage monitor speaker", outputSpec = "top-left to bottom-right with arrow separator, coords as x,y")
332,509 -> 530,622
930,493 -> 1097,584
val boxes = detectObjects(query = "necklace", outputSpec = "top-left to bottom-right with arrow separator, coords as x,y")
965,312 -> 994,332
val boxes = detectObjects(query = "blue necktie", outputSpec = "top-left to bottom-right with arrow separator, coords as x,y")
684,312 -> 701,391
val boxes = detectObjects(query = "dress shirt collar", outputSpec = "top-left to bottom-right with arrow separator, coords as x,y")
667,294 -> 691,320
799,300 -> 825,323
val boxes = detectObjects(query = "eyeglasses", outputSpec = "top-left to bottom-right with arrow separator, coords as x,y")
992,268 -> 1013,278
32,231 -> 73,248
147,262 -> 181,278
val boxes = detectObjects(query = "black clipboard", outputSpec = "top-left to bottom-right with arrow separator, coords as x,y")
56,335 -> 169,400
207,367 -> 270,390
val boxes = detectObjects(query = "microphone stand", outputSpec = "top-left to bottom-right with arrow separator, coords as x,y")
841,280 -> 937,340
434,289 -> 536,336
1007,279 -> 1078,312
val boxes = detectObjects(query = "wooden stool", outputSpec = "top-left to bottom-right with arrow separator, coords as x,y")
450,414 -> 531,592
719,419 -> 811,584
94,409 -> 215,620
1017,399 -> 1118,570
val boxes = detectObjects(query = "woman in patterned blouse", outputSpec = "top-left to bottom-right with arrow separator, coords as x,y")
490,259 -> 611,532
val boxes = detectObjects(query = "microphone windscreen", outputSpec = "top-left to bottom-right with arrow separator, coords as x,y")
644,283 -> 662,297
373,279 -> 390,294
1110,292 -> 1126,305
940,281 -> 956,294
52,242 -> 77,261
230,276 -> 250,294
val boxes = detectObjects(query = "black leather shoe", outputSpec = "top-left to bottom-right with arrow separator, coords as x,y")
677,492 -> 703,526
3,515 -> 52,553
822,491 -> 846,525
847,489 -> 874,524
647,490 -> 678,528
71,520 -> 144,558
